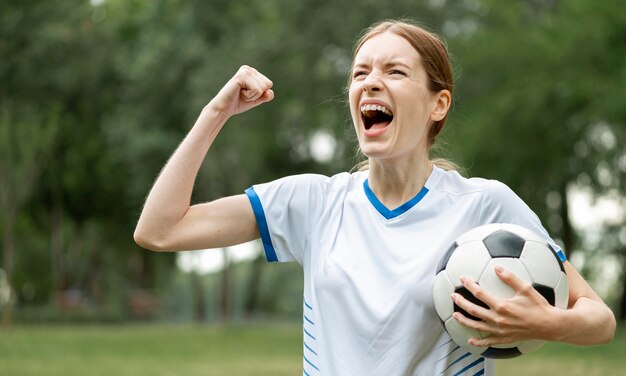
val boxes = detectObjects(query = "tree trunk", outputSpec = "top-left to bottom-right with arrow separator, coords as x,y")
219,248 -> 231,324
1,211 -> 16,328
244,254 -> 264,319
191,271 -> 206,323
619,253 -> 626,322
50,176 -> 64,295
560,182 -> 574,257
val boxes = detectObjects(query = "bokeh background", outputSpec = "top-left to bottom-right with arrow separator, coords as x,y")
1,0 -> 624,374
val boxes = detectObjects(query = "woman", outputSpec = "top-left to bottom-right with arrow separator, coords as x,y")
134,19 -> 615,375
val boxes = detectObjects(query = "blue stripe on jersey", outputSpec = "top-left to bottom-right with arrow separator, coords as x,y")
453,358 -> 484,376
304,328 -> 317,341
556,249 -> 567,262
436,345 -> 460,363
302,297 -> 318,371
245,187 -> 278,262
304,315 -> 315,326
304,355 -> 320,371
303,369 -> 311,376
440,351 -> 471,374
304,297 -> 313,311
435,337 -> 454,349
363,179 -> 429,219
473,368 -> 485,376
304,341 -> 318,356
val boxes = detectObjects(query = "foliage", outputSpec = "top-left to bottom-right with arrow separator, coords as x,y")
0,0 -> 624,323
449,0 -> 625,311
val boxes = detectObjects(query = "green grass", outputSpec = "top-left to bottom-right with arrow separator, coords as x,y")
0,323 -> 624,375
0,323 -> 302,376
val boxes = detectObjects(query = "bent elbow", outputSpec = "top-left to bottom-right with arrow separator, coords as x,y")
133,227 -> 169,252
603,310 -> 617,344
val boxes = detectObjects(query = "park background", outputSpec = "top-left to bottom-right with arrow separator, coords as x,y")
0,0 -> 624,374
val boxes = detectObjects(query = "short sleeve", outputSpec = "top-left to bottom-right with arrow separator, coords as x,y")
479,180 -> 567,262
245,174 -> 329,264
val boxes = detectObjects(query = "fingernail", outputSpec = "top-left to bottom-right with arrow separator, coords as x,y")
459,276 -> 466,283
495,265 -> 504,273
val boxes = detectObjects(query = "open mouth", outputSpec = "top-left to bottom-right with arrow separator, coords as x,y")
361,104 -> 394,131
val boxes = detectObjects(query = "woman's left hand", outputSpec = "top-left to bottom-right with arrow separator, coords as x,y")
450,265 -> 557,346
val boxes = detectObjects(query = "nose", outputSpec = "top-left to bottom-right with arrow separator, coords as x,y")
363,71 -> 383,92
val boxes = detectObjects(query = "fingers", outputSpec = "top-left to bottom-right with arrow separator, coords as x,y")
236,65 -> 273,102
494,266 -> 533,294
459,275 -> 498,308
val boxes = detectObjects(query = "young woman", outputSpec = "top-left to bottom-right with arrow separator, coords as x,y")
135,19 -> 615,375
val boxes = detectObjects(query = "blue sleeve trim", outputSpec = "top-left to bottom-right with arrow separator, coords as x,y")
245,187 -> 278,262
556,249 -> 567,262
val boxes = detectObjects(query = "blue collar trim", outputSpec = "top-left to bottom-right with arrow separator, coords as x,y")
363,179 -> 429,220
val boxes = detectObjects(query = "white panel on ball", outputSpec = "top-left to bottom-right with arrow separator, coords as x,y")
519,241 -> 562,287
444,317 -> 486,354
445,241 -> 492,286
456,223 -> 502,244
491,341 -> 522,349
517,339 -> 545,354
478,258 -> 532,300
433,272 -> 455,321
554,272 -> 570,309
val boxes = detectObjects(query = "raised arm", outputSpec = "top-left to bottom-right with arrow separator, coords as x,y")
134,66 -> 274,252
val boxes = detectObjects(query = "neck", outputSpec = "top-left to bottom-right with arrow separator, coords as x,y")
367,154 -> 432,209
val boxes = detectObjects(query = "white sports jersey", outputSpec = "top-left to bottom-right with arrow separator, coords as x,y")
245,165 -> 566,376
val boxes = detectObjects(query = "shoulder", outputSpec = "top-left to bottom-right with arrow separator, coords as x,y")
252,173 -> 330,193
429,167 -> 519,199
481,179 -> 526,209
251,171 -> 359,197
429,167 -> 492,197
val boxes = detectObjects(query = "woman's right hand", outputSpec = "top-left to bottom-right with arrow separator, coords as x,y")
206,65 -> 274,121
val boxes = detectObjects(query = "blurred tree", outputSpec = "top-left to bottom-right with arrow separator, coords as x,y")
450,0 -> 625,317
0,0 -> 139,320
2,0 -> 623,325
0,104 -> 59,326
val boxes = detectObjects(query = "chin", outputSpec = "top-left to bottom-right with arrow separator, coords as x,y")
358,143 -> 392,160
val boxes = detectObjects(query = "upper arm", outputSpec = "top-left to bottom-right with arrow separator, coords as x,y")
563,261 -> 603,308
154,194 -> 260,251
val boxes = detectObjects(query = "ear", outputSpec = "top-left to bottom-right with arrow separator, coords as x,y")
430,90 -> 451,122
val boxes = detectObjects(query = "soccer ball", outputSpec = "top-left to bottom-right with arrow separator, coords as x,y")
432,223 -> 569,359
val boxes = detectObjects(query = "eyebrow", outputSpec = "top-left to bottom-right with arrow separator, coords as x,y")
352,60 -> 413,70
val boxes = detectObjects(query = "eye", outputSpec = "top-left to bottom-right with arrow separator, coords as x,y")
390,69 -> 407,76
352,70 -> 368,79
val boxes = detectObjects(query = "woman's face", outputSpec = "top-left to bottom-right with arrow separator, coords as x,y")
349,32 -> 442,163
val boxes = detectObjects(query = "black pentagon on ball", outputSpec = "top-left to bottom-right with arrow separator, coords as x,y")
482,346 -> 522,359
453,286 -> 489,322
483,230 -> 525,258
533,283 -> 556,306
436,242 -> 458,274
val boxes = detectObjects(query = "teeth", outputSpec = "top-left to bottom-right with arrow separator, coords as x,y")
360,104 -> 393,116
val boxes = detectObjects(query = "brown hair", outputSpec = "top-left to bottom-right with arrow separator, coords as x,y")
350,19 -> 460,172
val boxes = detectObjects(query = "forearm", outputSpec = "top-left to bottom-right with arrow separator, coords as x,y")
134,106 -> 227,247
549,296 -> 616,345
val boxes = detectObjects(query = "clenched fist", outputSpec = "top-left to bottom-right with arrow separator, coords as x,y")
206,65 -> 274,121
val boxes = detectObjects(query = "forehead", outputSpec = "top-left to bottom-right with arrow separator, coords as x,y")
353,32 -> 421,67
